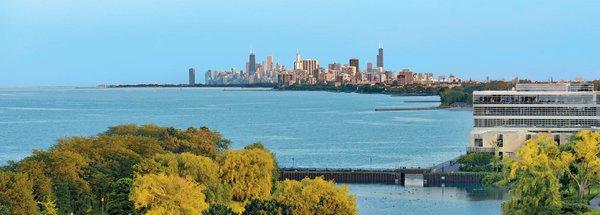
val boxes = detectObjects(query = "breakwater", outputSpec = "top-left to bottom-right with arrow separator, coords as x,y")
374,107 -> 442,111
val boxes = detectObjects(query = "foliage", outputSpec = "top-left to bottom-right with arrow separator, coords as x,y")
0,171 -> 39,215
560,130 -> 600,202
560,202 -> 590,214
482,172 -> 503,185
0,124 -> 356,214
105,178 -> 136,215
220,148 -> 276,201
273,177 -> 358,215
242,199 -> 292,215
501,134 -> 566,215
457,152 -> 497,172
103,124 -> 231,157
244,142 -> 280,193
39,197 -> 58,215
130,173 -> 209,215
203,204 -> 237,215
134,152 -> 231,204
439,87 -> 471,107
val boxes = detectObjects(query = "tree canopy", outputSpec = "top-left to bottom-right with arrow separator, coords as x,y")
274,177 -> 358,215
0,124 -> 357,214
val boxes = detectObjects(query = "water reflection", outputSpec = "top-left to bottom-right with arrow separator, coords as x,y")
348,183 -> 506,215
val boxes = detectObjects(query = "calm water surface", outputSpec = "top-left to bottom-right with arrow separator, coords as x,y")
0,87 -> 503,214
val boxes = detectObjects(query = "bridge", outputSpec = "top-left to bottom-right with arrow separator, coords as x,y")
279,159 -> 484,186
279,167 -> 430,185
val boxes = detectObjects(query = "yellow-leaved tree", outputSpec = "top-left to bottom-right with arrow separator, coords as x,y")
134,152 -> 231,204
561,130 -> 600,202
129,173 -> 209,215
273,177 -> 357,215
220,147 -> 276,201
502,134 -> 567,215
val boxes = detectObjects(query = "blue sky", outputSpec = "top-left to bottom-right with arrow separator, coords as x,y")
1,0 -> 600,86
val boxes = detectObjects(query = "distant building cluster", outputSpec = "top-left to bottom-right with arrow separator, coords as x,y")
201,45 -> 464,87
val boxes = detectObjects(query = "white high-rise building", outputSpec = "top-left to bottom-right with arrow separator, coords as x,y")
294,50 -> 303,71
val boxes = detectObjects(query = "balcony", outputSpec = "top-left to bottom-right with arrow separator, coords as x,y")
466,147 -> 495,153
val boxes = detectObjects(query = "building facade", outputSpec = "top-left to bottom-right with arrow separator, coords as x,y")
376,44 -> 384,69
188,68 -> 196,85
467,83 -> 600,157
248,52 -> 256,75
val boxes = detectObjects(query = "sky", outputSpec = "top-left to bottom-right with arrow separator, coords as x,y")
1,0 -> 600,86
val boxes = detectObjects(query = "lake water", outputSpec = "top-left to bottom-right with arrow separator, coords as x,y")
0,87 -> 504,214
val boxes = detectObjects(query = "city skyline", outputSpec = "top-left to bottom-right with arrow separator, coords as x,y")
2,1 -> 600,86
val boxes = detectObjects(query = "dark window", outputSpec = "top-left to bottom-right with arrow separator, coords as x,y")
475,138 -> 483,147
497,134 -> 504,147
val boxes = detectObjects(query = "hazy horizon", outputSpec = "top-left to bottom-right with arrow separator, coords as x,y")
2,0 -> 600,86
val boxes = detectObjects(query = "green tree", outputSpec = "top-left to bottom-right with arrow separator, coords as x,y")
129,173 -> 209,215
501,134 -> 566,215
0,171 -> 39,215
560,130 -> 600,202
203,204 -> 237,215
106,178 -> 136,215
457,152 -> 495,172
273,177 -> 357,215
242,199 -> 291,215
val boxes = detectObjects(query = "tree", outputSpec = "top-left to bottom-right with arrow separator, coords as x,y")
0,171 -> 39,215
560,130 -> 600,202
39,197 -> 58,215
244,142 -> 280,193
273,177 -> 357,215
106,178 -> 136,215
134,152 -> 231,204
501,134 -> 566,215
242,199 -> 291,215
102,124 -> 230,158
457,152 -> 495,172
129,173 -> 209,215
220,148 -> 276,201
203,204 -> 237,215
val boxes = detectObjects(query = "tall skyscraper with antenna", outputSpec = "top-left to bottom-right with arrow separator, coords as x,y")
376,43 -> 384,69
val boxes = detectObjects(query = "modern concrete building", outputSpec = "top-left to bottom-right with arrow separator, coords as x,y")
467,82 -> 600,157
188,68 -> 196,85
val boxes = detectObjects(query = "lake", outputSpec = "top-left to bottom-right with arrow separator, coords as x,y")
0,87 -> 504,214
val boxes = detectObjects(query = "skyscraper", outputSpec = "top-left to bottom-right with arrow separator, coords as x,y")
249,52 -> 256,75
302,59 -> 319,74
376,43 -> 384,69
349,58 -> 359,73
188,68 -> 196,85
265,55 -> 273,71
294,50 -> 303,71
366,62 -> 373,73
